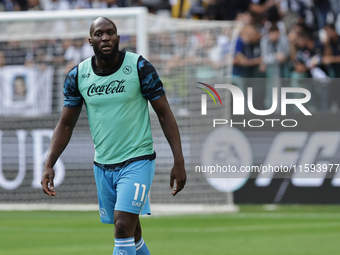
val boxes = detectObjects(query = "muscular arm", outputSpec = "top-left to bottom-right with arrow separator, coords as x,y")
150,95 -> 187,196
41,106 -> 82,196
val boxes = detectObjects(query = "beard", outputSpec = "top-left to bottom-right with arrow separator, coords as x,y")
93,43 -> 119,61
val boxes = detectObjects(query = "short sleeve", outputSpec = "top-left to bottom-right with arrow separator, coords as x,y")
137,56 -> 165,101
234,37 -> 245,56
63,65 -> 83,108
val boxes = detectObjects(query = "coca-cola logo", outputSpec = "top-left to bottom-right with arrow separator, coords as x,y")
87,79 -> 126,97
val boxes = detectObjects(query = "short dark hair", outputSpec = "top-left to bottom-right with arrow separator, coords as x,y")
298,29 -> 313,40
324,23 -> 336,30
268,25 -> 279,33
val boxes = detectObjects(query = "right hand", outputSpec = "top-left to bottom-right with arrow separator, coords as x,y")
276,53 -> 286,63
41,167 -> 57,197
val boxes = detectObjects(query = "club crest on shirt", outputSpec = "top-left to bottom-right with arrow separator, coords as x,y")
123,65 -> 132,75
87,79 -> 126,97
99,208 -> 107,218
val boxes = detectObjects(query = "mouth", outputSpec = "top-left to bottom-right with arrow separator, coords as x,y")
101,45 -> 112,51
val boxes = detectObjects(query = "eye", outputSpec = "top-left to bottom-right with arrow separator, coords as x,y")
108,31 -> 114,36
95,32 -> 102,37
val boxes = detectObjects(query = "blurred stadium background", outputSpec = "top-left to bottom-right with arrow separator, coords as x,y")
0,8 -> 241,208
0,5 -> 340,255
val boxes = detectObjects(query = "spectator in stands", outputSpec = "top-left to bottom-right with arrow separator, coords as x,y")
27,0 -> 42,10
279,0 -> 301,32
49,39 -> 66,66
26,40 -> 48,66
120,35 -> 136,53
233,25 -> 263,78
329,0 -> 340,17
261,25 -> 290,77
0,0 -> 26,11
0,0 -> 12,11
73,0 -> 92,9
291,29 -> 330,110
288,22 -> 307,64
322,23 -> 340,108
322,23 -> 340,77
44,0 -> 71,10
234,11 -> 253,25
186,0 -> 206,19
233,25 -> 265,110
162,31 -> 197,102
190,30 -> 221,78
248,0 -> 275,15
5,41 -> 27,65
99,0 -> 119,8
149,32 -> 174,64
262,4 -> 286,35
14,0 -> 28,10
64,38 -> 92,72
163,31 -> 196,75
260,24 -> 290,109
248,0 -> 276,26
291,29 -> 324,78
298,0 -> 331,37
25,39 -> 64,69
204,0 -> 251,21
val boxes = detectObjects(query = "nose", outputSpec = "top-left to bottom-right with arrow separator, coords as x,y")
102,32 -> 109,41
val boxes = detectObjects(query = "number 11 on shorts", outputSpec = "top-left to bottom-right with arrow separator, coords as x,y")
134,183 -> 146,202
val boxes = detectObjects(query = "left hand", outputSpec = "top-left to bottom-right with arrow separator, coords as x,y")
170,162 -> 187,196
323,56 -> 333,65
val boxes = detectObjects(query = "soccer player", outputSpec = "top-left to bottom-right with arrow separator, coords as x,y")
41,17 -> 187,255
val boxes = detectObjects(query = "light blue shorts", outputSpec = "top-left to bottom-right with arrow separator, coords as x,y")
93,159 -> 155,224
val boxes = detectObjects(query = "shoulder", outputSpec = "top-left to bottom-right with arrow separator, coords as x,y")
78,56 -> 92,69
65,65 -> 78,86
137,56 -> 159,78
137,55 -> 151,69
235,38 -> 245,49
63,65 -> 83,108
123,51 -> 140,63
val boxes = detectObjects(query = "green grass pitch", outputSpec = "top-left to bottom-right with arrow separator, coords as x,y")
1,205 -> 340,255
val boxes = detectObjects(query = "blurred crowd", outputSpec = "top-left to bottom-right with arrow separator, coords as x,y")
228,0 -> 340,111
0,0 -> 170,12
1,0 -> 340,112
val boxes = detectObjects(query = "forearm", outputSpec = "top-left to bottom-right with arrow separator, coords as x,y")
158,111 -> 184,164
151,95 -> 186,195
244,57 -> 262,66
45,122 -> 74,168
44,107 -> 81,168
330,55 -> 340,63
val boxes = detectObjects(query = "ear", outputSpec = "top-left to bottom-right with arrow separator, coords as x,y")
117,35 -> 120,43
88,37 -> 92,46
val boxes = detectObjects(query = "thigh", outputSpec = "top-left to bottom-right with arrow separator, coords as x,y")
93,164 -> 117,224
115,160 -> 155,215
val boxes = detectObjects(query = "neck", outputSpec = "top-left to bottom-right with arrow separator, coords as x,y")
331,35 -> 339,43
95,53 -> 119,71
